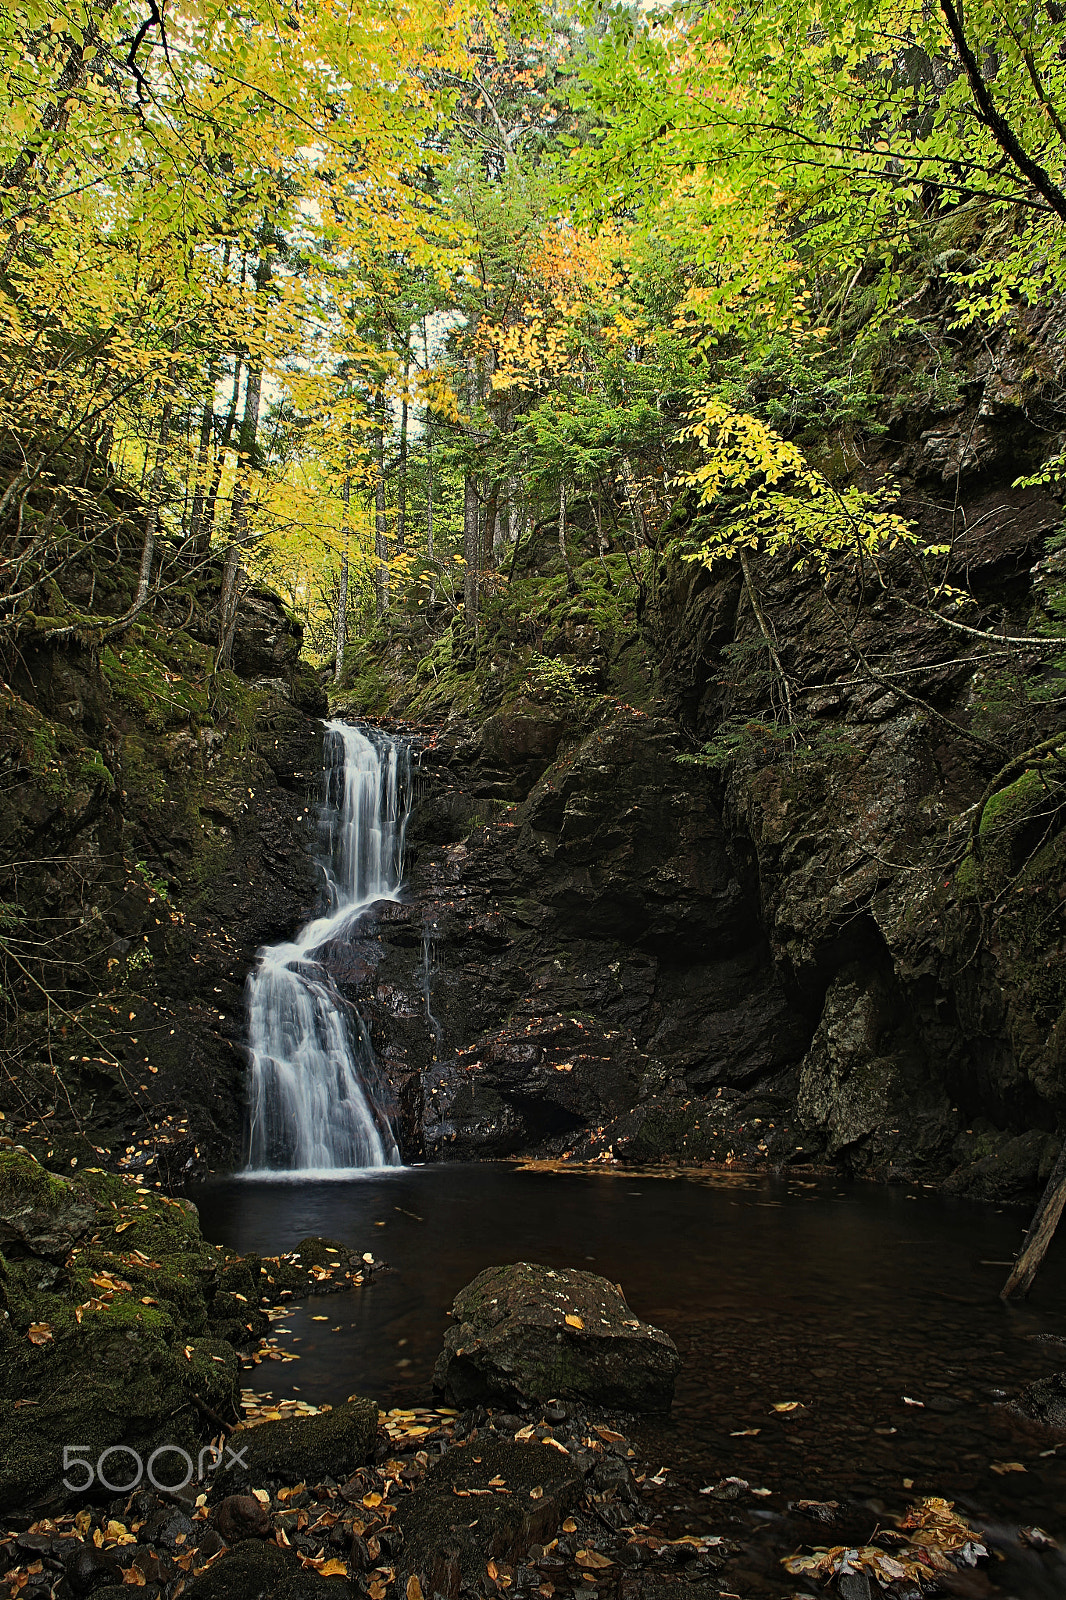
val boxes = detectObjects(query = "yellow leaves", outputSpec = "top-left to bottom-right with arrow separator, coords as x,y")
27,1322 -> 52,1346
575,1550 -> 613,1569
783,1497 -> 988,1586
564,1314 -> 584,1329
677,394 -> 917,577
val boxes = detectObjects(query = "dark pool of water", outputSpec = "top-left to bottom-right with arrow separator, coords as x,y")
193,1163 -> 1066,1593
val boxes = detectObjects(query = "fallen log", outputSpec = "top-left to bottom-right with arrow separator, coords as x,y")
1001,1137 -> 1066,1300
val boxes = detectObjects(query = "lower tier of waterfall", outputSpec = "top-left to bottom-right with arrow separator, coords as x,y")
244,721 -> 408,1173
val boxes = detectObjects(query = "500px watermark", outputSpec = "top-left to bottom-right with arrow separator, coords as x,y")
61,1442 -> 248,1494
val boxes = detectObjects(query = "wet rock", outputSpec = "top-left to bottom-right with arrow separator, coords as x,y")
836,1573 -> 873,1600
1018,1369 -> 1066,1430
157,1511 -> 196,1551
178,1540 -> 352,1599
212,1494 -> 272,1543
433,1262 -> 680,1412
65,1546 -> 123,1594
393,1437 -> 583,1600
218,1397 -> 378,1486
945,1129 -> 1060,1203
797,965 -> 955,1169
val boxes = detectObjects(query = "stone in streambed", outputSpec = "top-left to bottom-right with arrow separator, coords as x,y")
64,1547 -> 123,1595
433,1262 -> 680,1412
1018,1369 -> 1066,1430
173,1540 -> 352,1599
218,1397 -> 378,1486
394,1437 -> 583,1600
211,1494 -> 272,1542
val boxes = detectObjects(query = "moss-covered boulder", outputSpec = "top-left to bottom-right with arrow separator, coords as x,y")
151,1541 -> 351,1600
394,1437 -> 583,1597
433,1262 -> 680,1413
0,1148 -> 95,1260
0,1149 -> 249,1512
219,1398 -> 379,1488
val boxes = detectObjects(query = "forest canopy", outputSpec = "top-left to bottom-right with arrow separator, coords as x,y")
3,0 -> 1066,678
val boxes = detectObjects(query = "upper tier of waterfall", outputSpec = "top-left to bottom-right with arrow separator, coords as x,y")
244,721 -> 409,1173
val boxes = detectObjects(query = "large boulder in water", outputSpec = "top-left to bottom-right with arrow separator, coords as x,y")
432,1262 -> 679,1413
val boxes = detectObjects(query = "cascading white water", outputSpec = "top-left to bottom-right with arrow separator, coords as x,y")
244,721 -> 409,1173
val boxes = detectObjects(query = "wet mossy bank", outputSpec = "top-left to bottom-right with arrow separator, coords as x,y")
0,557 -> 330,1183
0,1144 -> 379,1515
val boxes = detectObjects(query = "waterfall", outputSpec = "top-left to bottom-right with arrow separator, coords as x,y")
244,721 -> 409,1173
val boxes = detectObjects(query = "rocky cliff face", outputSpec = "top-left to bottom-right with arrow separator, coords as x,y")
323,392 -> 1064,1201
323,700 -> 811,1170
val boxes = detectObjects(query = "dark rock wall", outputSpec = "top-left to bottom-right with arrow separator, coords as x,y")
321,701 -> 813,1170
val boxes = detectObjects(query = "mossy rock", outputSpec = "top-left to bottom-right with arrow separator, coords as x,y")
159,1541 -> 352,1600
0,1311 -> 240,1509
218,1398 -> 379,1488
0,1151 -> 252,1512
0,1149 -> 96,1261
433,1263 -> 680,1413
394,1438 -> 583,1595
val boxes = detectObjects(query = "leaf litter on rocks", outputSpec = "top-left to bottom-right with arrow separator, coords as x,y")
782,1495 -> 989,1587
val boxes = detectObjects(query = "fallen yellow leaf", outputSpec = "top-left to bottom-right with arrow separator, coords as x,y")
407,1578 -> 424,1600
565,1314 -> 584,1329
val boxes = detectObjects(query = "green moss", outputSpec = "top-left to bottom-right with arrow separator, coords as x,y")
957,766 -> 1063,893
0,1148 -> 73,1213
0,1151 -> 258,1509
0,684 -> 111,799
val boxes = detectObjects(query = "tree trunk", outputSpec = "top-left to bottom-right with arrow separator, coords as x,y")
463,473 -> 480,621
186,370 -> 216,556
218,354 -> 263,664
218,237 -> 271,662
374,391 -> 389,620
426,409 -> 435,562
508,476 -> 521,546
463,311 -> 482,622
104,333 -> 177,639
483,480 -> 501,568
334,475 -> 350,684
199,358 -> 242,559
558,478 -> 576,596
1001,1140 -> 1066,1300
396,351 -> 410,555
